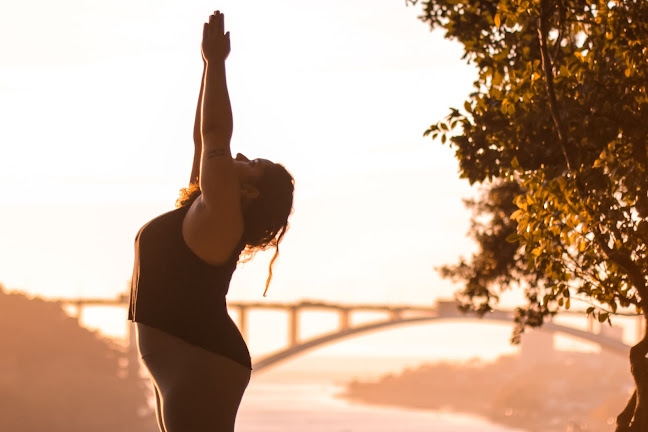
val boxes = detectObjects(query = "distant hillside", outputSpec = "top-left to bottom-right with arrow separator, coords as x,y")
341,350 -> 633,432
0,285 -> 154,432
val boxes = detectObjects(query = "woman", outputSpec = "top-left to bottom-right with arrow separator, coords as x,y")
127,11 -> 294,432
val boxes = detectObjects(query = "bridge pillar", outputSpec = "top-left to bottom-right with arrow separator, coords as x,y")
389,308 -> 402,321
587,315 -> 594,333
238,306 -> 248,341
289,306 -> 299,347
339,308 -> 350,332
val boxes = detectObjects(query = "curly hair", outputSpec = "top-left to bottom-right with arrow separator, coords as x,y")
176,163 -> 294,295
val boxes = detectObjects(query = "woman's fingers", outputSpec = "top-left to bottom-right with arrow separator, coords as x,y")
207,11 -> 225,35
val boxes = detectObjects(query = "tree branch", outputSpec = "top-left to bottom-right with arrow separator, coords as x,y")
551,0 -> 566,62
570,297 -> 641,317
538,0 -> 572,170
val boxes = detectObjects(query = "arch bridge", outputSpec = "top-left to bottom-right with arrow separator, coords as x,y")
226,300 -> 632,372
57,297 -> 634,374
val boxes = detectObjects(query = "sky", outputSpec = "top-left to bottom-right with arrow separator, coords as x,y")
0,0 -> 480,308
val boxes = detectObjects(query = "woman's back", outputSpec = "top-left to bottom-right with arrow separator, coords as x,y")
129,205 -> 250,369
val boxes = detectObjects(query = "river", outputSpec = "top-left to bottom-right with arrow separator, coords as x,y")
235,365 -> 524,432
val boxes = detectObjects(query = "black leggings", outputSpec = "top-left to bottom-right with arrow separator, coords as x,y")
136,323 -> 251,432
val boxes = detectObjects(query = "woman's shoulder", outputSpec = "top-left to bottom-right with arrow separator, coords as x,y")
181,196 -> 244,266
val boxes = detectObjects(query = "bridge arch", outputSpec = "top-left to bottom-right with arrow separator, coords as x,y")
50,296 -> 632,376
252,315 -> 630,372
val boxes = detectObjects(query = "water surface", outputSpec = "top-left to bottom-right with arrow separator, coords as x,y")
237,376 -> 524,432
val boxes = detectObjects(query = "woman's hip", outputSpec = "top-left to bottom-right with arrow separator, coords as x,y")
136,323 -> 251,389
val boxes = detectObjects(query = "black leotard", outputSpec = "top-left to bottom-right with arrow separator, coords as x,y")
127,205 -> 251,369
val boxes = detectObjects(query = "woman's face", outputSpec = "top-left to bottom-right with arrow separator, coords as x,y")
234,153 -> 273,193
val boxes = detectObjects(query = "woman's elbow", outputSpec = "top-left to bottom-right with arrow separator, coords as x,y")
201,128 -> 232,148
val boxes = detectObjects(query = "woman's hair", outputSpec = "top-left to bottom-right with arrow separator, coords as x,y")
176,162 -> 294,295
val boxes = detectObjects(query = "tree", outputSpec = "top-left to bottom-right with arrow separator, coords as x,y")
0,285 -> 154,432
407,0 -> 648,429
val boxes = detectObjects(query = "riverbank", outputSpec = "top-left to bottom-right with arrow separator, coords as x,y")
340,350 -> 632,432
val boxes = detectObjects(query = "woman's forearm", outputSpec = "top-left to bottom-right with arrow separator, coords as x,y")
201,59 -> 233,150
193,62 -> 207,148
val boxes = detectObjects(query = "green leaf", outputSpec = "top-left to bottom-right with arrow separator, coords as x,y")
505,233 -> 520,243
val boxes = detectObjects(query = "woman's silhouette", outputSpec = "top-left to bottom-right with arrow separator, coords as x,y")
127,11 -> 294,432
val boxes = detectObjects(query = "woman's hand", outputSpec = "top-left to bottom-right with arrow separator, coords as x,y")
202,11 -> 230,63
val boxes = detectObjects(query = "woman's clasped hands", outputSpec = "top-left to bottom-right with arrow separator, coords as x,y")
202,10 -> 230,63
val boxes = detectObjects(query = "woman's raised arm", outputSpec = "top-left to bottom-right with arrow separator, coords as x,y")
182,11 -> 243,265
198,10 -> 235,203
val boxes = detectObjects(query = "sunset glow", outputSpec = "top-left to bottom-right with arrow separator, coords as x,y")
1,0 -> 477,304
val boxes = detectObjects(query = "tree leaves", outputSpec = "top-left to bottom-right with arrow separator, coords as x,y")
413,0 -> 648,340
